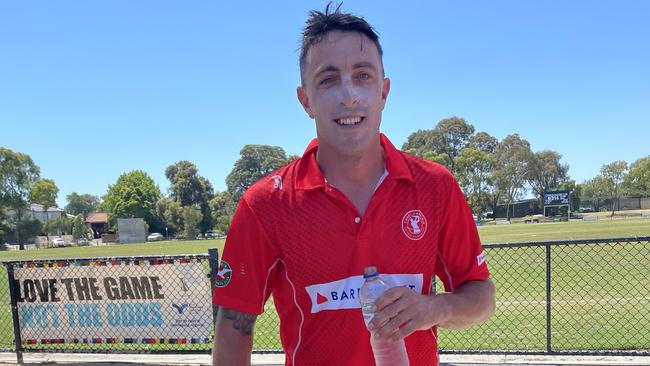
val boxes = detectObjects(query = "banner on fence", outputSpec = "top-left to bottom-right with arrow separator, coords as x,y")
12,258 -> 212,344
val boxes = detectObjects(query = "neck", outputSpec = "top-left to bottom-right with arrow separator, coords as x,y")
316,138 -> 385,189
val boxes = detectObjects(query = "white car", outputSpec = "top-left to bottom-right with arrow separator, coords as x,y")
147,233 -> 164,242
76,238 -> 90,246
50,238 -> 67,247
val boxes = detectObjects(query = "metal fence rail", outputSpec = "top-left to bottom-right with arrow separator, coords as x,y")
1,237 -> 648,358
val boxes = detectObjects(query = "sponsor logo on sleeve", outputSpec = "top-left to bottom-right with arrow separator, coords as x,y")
215,260 -> 232,288
477,251 -> 486,266
402,210 -> 427,240
305,274 -> 424,314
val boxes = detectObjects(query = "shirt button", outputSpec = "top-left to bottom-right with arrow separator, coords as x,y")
354,217 -> 361,224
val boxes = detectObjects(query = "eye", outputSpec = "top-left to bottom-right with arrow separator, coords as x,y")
319,76 -> 337,85
357,72 -> 371,80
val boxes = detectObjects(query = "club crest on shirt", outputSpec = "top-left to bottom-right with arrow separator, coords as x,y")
271,175 -> 283,190
215,260 -> 232,287
402,210 -> 427,240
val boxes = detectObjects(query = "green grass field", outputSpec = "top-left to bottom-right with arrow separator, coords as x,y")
477,216 -> 650,243
0,217 -> 648,352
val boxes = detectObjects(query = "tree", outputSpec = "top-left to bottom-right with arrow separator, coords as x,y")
455,148 -> 495,216
182,205 -> 202,240
226,145 -> 291,204
164,161 -> 215,233
422,151 -> 452,169
210,191 -> 237,235
65,192 -> 100,216
15,219 -> 42,246
402,117 -> 476,174
467,131 -> 498,154
165,161 -> 211,206
434,117 -> 475,173
0,147 -> 41,249
0,148 -> 40,210
71,215 -> 87,241
492,134 -> 532,220
43,216 -> 73,236
155,197 -> 184,237
30,178 -> 59,208
527,150 -> 569,207
580,176 -> 610,212
600,160 -> 628,216
102,170 -> 162,231
402,129 -> 436,157
623,156 -> 650,197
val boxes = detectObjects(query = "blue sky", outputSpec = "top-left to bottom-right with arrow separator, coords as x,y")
2,1 -> 649,208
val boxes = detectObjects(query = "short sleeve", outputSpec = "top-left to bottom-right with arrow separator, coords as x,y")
434,175 -> 490,292
212,197 -> 280,315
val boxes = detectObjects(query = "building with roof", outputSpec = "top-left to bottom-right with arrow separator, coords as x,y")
28,204 -> 64,223
85,212 -> 109,239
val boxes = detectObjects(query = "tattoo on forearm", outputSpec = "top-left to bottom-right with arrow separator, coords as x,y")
222,308 -> 256,336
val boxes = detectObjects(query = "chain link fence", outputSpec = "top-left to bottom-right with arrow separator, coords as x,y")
1,237 -> 648,357
0,265 -> 14,352
439,237 -> 649,355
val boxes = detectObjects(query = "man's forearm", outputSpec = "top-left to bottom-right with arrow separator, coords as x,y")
435,278 -> 496,329
212,307 -> 256,366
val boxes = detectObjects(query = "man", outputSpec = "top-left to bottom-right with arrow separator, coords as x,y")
213,5 -> 495,365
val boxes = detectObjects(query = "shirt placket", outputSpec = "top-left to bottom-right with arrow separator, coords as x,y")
322,177 -> 398,248
322,182 -> 363,235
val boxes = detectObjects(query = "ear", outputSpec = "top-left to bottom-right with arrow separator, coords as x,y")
297,86 -> 314,119
380,77 -> 391,110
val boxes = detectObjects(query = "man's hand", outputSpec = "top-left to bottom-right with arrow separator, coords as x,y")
368,278 -> 496,341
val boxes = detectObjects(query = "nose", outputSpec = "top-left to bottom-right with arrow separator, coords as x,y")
339,77 -> 359,108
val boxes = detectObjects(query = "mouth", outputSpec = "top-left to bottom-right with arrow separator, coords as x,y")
333,116 -> 364,126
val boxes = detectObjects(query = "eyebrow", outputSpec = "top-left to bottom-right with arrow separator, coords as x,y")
352,61 -> 378,71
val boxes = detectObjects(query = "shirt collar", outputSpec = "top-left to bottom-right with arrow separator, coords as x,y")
295,133 -> 414,190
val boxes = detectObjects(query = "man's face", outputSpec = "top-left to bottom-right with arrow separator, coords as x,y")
298,30 -> 390,157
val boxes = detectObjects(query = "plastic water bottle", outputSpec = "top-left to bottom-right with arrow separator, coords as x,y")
359,266 -> 409,366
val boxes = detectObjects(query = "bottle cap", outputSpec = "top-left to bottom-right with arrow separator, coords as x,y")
363,266 -> 378,278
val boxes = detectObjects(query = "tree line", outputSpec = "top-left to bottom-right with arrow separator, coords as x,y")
0,147 -> 88,248
403,117 -> 649,218
0,145 -> 294,246
2,119 -> 649,246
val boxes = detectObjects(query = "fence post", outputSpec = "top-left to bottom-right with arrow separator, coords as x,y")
545,242 -> 552,353
208,248 -> 219,322
6,263 -> 24,364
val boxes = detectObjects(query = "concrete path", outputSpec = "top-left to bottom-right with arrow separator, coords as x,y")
0,352 -> 648,365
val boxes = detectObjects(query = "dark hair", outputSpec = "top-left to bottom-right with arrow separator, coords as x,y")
299,3 -> 383,85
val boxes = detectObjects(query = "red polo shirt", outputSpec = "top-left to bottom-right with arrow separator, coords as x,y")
213,134 -> 490,365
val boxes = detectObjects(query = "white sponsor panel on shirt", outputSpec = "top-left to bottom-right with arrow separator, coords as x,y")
305,274 -> 423,314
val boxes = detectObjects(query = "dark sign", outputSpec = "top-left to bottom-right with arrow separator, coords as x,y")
544,191 -> 570,206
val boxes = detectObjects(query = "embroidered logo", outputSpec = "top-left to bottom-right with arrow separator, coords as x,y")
271,175 -> 283,190
215,260 -> 232,287
402,210 -> 427,240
